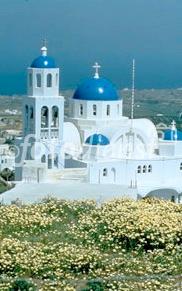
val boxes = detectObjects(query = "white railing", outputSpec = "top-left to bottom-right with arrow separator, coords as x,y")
40,129 -> 49,139
40,128 -> 59,139
50,128 -> 59,139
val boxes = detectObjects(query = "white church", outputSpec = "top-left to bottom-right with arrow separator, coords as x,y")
3,45 -> 182,204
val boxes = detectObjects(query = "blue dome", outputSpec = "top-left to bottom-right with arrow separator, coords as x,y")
164,129 -> 182,141
73,77 -> 120,101
31,56 -> 56,69
85,134 -> 110,146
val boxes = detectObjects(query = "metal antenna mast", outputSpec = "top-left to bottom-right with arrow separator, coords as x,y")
131,59 -> 135,127
127,59 -> 136,157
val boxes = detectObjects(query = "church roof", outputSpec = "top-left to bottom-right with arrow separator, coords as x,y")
73,77 -> 120,101
31,56 -> 56,69
31,46 -> 56,69
85,134 -> 110,146
164,129 -> 182,141
73,62 -> 121,101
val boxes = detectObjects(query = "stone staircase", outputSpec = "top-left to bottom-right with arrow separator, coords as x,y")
45,168 -> 87,183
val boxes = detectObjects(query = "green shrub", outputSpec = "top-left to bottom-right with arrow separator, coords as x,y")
10,278 -> 36,291
82,279 -> 104,291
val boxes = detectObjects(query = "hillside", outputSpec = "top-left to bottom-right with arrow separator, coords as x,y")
1,89 -> 182,133
0,89 -> 182,126
122,89 -> 182,127
0,198 -> 181,290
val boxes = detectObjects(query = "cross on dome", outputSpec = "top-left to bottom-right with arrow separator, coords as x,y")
41,39 -> 48,56
171,120 -> 177,140
43,38 -> 48,47
93,62 -> 101,79
31,40 -> 56,68
171,120 -> 176,131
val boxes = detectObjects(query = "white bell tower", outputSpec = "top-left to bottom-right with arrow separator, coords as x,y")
16,44 -> 65,181
27,46 -> 59,98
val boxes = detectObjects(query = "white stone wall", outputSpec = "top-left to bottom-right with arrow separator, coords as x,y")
159,140 -> 182,156
87,157 -> 182,192
22,160 -> 47,183
70,99 -> 123,120
27,68 -> 59,97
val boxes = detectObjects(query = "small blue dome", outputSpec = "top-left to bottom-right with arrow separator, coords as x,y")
85,134 -> 110,146
31,56 -> 56,69
73,77 -> 120,101
164,129 -> 182,141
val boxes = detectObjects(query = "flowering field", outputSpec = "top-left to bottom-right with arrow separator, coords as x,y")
0,198 -> 181,290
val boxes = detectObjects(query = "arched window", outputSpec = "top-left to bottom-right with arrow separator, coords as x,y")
29,73 -> 33,87
106,105 -> 110,116
148,165 -> 152,173
103,168 -> 108,177
111,168 -> 116,182
117,104 -> 120,115
180,163 -> 182,170
56,73 -> 59,86
48,154 -> 52,169
171,196 -> 175,203
54,154 -> 58,168
137,166 -> 141,173
29,106 -> 34,129
36,74 -> 41,88
80,104 -> 83,116
41,106 -> 49,128
143,165 -> 147,173
41,155 -> 46,163
52,106 -> 59,127
30,106 -> 34,119
25,105 -> 29,128
47,74 -> 52,87
178,194 -> 182,204
93,104 -> 97,116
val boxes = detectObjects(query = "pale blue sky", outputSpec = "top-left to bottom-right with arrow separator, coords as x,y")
0,0 -> 182,94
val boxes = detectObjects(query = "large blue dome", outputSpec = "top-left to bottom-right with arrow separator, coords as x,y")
85,134 -> 110,146
31,55 -> 56,69
73,77 -> 120,101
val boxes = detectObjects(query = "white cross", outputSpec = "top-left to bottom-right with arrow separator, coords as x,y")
171,120 -> 176,130
43,38 -> 48,47
93,62 -> 101,79
41,38 -> 48,56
